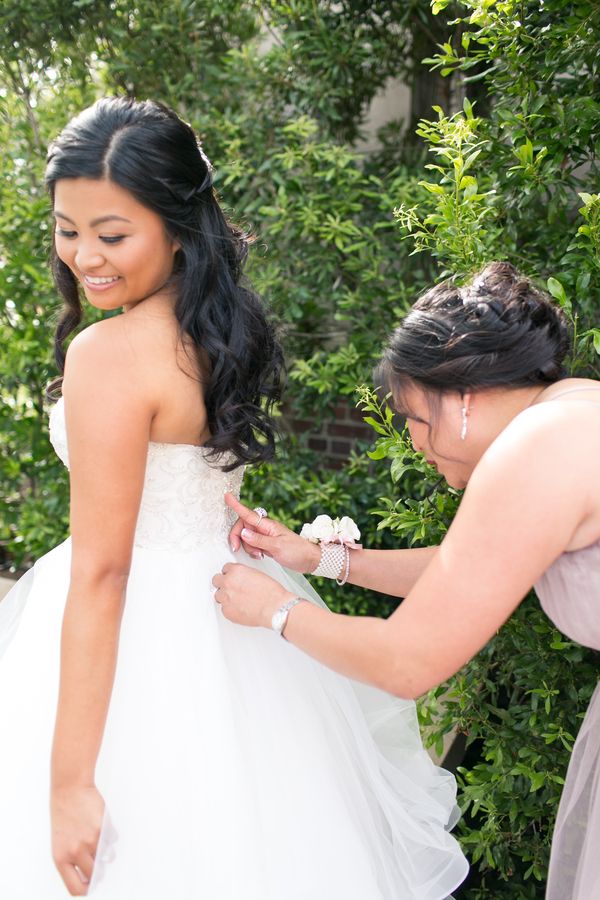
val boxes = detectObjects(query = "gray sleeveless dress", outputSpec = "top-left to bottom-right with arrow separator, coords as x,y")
533,387 -> 600,899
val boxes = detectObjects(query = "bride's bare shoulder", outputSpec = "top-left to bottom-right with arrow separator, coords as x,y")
64,305 -> 182,380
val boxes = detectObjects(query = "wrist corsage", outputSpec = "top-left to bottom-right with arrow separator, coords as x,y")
300,515 -> 362,586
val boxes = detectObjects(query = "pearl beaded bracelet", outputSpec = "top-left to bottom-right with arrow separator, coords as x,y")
300,515 -> 361,586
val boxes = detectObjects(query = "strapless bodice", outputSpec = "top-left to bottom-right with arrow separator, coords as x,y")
49,397 -> 243,551
535,540 -> 600,651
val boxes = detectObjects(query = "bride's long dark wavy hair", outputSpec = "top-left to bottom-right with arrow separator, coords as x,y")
45,96 -> 283,470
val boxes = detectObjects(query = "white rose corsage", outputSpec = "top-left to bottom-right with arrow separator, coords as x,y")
300,515 -> 362,584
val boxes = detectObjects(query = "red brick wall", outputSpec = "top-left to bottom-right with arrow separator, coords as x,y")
286,399 -> 374,468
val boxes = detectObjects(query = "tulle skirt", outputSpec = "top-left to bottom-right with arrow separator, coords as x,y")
0,537 -> 468,899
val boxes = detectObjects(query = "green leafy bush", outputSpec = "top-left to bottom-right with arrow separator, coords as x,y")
1,2 -> 600,896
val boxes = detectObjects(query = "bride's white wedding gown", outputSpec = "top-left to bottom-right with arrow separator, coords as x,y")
0,396 -> 468,899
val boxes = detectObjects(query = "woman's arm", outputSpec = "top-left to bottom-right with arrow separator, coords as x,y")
50,320 -> 154,895
216,404 -> 593,698
225,494 -> 438,597
342,547 -> 438,596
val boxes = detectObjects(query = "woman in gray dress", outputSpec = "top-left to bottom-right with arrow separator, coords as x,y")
214,260 -> 600,899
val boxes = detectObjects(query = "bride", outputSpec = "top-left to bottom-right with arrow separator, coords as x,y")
0,96 -> 468,899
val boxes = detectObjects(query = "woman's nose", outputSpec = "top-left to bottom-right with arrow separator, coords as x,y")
74,243 -> 106,272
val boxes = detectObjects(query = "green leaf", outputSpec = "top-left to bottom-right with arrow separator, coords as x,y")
418,181 -> 446,195
546,277 -> 566,304
362,416 -> 389,436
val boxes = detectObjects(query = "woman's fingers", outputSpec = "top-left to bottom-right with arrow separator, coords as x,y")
57,862 -> 89,896
229,521 -> 266,558
56,844 -> 95,896
229,514 -> 245,552
213,563 -> 289,628
225,493 -> 263,527
241,523 -> 279,558
226,493 -> 266,552
225,492 -> 284,556
212,572 -> 224,591
225,493 -> 281,536
76,849 -> 95,883
240,528 -> 276,554
225,494 -> 309,565
51,784 -> 104,897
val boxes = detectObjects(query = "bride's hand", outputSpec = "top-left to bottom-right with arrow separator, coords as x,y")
225,493 -> 320,573
51,783 -> 105,896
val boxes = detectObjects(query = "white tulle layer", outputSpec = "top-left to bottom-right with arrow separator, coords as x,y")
0,538 -> 468,899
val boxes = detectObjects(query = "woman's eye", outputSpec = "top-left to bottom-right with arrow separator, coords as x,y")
100,235 -> 125,244
56,229 -> 77,239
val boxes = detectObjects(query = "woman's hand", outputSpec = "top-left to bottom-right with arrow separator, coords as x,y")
51,783 -> 105,896
226,493 -> 321,573
212,563 -> 294,628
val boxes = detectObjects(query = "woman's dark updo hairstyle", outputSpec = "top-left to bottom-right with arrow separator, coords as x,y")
381,261 -> 570,405
45,96 -> 283,470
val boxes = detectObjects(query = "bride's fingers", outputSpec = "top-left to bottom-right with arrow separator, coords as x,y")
75,850 -> 95,883
57,862 -> 88,896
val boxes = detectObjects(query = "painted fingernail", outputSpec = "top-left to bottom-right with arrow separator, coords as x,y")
241,528 -> 252,539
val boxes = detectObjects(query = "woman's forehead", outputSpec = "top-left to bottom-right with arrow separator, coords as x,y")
392,380 -> 430,415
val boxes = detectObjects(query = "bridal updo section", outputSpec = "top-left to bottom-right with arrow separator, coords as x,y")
381,262 -> 570,401
45,96 -> 283,471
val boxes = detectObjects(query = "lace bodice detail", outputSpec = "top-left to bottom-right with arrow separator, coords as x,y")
49,397 -> 243,551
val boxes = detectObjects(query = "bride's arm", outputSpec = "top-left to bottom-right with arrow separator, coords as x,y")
50,321 -> 154,894
225,494 -> 437,598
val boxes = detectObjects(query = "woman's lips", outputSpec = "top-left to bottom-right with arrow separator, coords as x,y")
82,274 -> 121,292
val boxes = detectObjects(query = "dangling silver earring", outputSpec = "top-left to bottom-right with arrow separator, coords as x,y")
460,406 -> 468,441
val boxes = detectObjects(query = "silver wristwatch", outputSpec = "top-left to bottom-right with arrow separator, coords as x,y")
271,596 -> 306,638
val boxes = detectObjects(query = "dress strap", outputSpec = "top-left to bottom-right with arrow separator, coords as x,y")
547,386 -> 600,406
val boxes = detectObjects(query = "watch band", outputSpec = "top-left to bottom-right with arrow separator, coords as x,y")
271,596 -> 306,638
